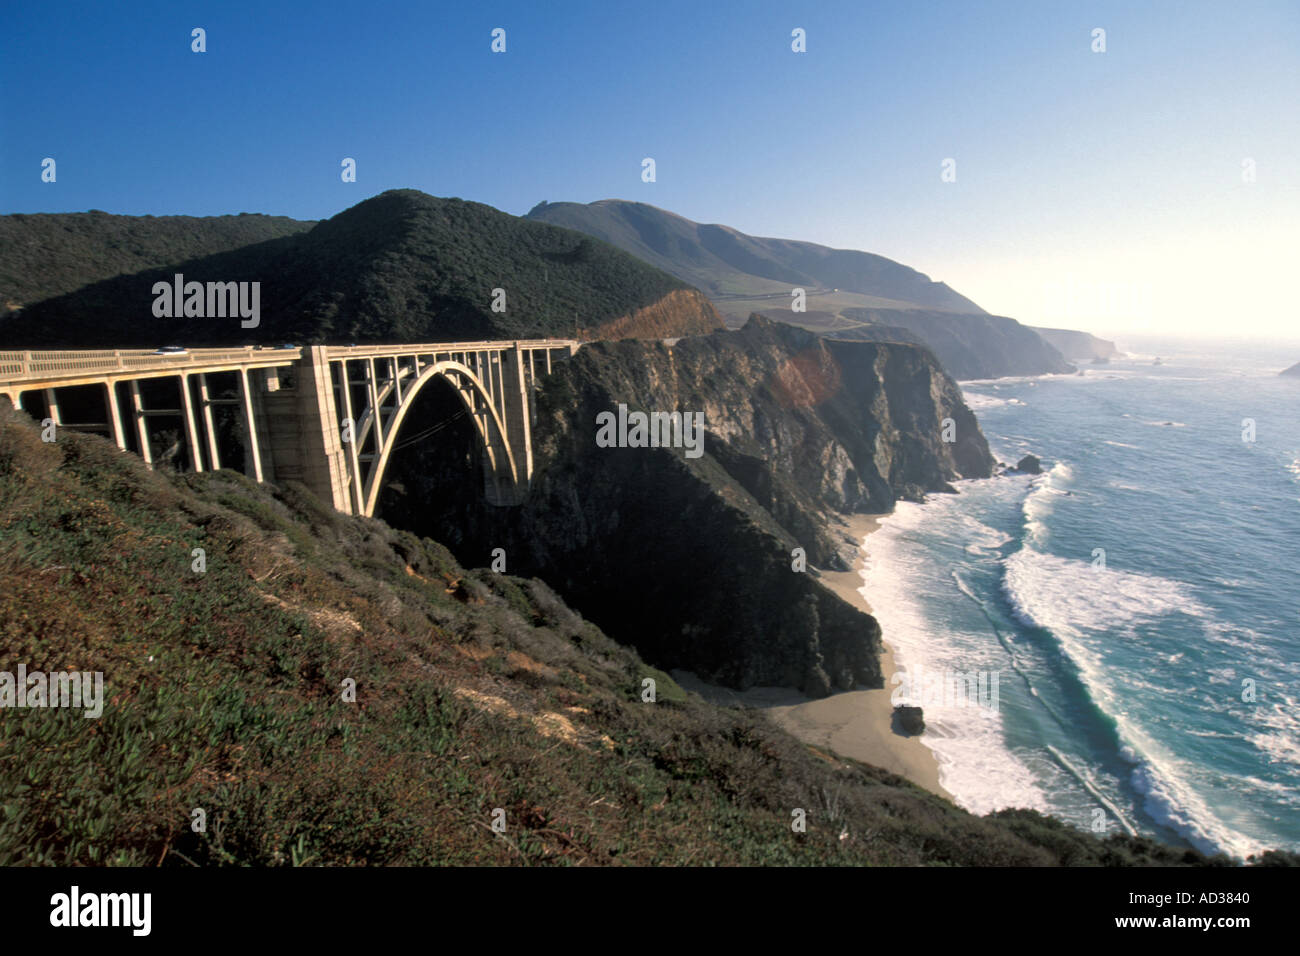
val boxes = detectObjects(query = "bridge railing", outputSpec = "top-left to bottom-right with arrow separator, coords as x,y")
0,347 -> 304,386
322,339 -> 580,360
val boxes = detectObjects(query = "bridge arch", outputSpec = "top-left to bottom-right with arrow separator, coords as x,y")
357,359 -> 520,517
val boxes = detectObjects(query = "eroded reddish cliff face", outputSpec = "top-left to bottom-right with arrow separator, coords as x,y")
581,288 -> 724,341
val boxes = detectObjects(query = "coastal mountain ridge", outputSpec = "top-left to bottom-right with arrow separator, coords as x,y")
525,199 -> 1080,380
526,199 -> 984,313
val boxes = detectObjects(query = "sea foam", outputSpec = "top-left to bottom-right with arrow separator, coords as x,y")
863,491 -> 1051,817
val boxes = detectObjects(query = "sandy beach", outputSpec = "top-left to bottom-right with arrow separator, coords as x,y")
673,512 -> 951,801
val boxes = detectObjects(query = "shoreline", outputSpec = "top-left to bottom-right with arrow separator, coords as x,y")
673,513 -> 952,801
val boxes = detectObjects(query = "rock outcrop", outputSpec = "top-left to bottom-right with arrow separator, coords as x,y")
1015,454 -> 1043,475
894,705 -> 926,735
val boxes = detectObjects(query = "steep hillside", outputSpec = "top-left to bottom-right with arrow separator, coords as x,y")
1280,361 -> 1300,378
526,200 -> 1072,379
1031,327 -> 1123,361
0,191 -> 722,348
375,317 -> 992,696
527,199 -> 983,312
0,403 -> 1263,867
0,210 -> 314,312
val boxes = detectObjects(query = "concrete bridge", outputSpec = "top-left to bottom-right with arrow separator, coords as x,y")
0,340 -> 580,514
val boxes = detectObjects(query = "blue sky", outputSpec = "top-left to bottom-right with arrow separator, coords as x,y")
2,1 -> 1297,338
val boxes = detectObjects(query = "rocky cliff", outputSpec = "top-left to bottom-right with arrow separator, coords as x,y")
377,317 -> 992,696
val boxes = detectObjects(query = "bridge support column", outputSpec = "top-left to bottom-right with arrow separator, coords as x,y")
179,374 -> 204,472
335,360 -> 364,514
128,381 -> 153,468
293,347 -> 353,514
104,382 -> 126,451
367,358 -> 384,448
43,388 -> 62,428
238,369 -> 264,482
499,344 -> 534,490
197,374 -> 221,470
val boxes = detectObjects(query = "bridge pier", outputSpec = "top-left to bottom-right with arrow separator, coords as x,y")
179,374 -> 204,472
128,381 -> 153,466
238,369 -> 265,482
104,383 -> 126,450
42,388 -> 62,428
301,347 -> 353,513
260,347 -> 351,512
197,374 -> 220,469
499,344 -> 534,487
335,359 -> 365,514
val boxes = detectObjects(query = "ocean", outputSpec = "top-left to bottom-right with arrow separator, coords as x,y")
860,336 -> 1300,858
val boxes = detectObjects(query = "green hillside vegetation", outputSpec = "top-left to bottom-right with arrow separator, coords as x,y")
4,405 -> 1296,866
0,191 -> 718,348
0,211 -> 314,313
